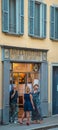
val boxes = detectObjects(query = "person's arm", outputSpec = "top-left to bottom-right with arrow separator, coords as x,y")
30,94 -> 35,109
37,91 -> 40,95
17,92 -> 19,105
23,94 -> 25,106
11,90 -> 15,99
17,96 -> 19,102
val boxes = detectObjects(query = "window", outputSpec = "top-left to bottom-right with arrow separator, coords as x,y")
2,0 -> 24,35
28,0 -> 47,38
50,6 -> 58,40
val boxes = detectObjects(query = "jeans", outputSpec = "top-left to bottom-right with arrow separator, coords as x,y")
9,103 -> 18,122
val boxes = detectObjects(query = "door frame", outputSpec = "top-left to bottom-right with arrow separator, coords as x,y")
2,61 -> 48,124
2,60 -> 10,124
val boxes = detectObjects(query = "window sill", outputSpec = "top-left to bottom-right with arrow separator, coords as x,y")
2,32 -> 24,36
50,38 -> 58,41
28,34 -> 46,39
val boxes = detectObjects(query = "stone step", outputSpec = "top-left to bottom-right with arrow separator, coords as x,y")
31,124 -> 58,130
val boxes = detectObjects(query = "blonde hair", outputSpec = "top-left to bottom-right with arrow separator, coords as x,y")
25,86 -> 30,94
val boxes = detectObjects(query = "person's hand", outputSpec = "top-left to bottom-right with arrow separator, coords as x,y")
14,89 -> 16,93
17,103 -> 19,107
33,106 -> 35,110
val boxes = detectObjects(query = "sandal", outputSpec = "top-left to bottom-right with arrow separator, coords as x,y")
39,120 -> 43,124
19,119 -> 23,124
26,122 -> 30,125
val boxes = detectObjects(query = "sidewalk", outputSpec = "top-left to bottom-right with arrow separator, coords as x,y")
0,115 -> 58,130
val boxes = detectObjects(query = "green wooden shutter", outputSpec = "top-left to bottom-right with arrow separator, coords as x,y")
19,0 -> 24,34
17,0 -> 24,35
28,0 -> 35,36
50,6 -> 55,39
55,8 -> 58,39
2,0 -> 9,32
34,3 -> 40,37
41,3 -> 46,38
42,4 -> 46,38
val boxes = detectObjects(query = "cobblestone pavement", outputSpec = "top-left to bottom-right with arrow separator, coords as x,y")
0,115 -> 58,130
48,128 -> 58,130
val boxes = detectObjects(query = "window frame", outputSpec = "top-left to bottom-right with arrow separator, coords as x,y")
50,5 -> 58,41
28,0 -> 47,39
2,0 -> 24,35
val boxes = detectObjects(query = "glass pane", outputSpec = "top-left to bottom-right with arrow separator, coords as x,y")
13,72 -> 19,85
19,73 -> 26,84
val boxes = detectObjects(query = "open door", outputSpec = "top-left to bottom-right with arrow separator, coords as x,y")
52,66 -> 58,114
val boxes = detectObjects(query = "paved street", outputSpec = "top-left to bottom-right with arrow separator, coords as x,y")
49,128 -> 58,130
0,115 -> 58,130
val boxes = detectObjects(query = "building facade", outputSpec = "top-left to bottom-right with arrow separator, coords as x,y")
0,0 -> 58,124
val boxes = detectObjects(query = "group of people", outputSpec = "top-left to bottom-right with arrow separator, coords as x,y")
19,84 -> 43,125
9,83 -> 43,125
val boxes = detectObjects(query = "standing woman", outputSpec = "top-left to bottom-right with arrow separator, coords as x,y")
32,84 -> 43,124
19,86 -> 34,125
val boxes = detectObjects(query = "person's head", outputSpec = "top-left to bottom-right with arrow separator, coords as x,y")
13,85 -> 17,90
25,86 -> 30,94
33,84 -> 39,91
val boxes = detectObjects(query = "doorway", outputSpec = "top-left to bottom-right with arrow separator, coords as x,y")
10,63 -> 40,117
52,66 -> 58,114
2,61 -> 48,124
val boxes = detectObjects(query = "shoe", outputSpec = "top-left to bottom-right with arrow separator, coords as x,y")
26,122 -> 30,125
9,117 -> 13,123
14,120 -> 17,124
19,120 -> 23,124
33,120 -> 37,124
39,120 -> 43,124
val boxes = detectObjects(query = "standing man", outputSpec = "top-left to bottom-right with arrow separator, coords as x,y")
9,85 -> 19,123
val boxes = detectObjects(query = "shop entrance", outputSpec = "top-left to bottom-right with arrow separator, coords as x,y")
10,63 -> 40,117
2,60 -> 48,124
